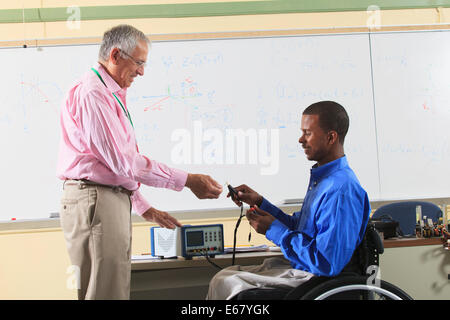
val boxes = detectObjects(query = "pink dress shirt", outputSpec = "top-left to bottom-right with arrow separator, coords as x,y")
57,63 -> 188,215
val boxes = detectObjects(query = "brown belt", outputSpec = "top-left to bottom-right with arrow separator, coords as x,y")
64,179 -> 133,196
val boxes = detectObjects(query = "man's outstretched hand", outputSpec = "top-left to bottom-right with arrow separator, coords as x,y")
185,173 -> 223,199
141,207 -> 182,229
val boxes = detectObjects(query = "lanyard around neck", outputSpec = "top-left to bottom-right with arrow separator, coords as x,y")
91,67 -> 134,128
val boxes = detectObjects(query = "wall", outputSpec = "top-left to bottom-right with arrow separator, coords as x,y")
1,202 -> 448,299
1,1 -> 449,299
0,209 -> 279,300
1,1 -> 450,45
380,245 -> 450,299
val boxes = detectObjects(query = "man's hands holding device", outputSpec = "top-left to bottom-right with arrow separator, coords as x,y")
227,184 -> 275,235
226,184 -> 263,207
245,205 -> 275,235
148,179 -> 275,234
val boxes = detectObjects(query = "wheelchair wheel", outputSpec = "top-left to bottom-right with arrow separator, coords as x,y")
299,276 -> 413,300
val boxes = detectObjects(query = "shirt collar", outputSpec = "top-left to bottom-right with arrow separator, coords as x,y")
310,155 -> 348,181
94,62 -> 124,95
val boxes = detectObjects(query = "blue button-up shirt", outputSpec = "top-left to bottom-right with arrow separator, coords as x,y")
263,156 -> 371,276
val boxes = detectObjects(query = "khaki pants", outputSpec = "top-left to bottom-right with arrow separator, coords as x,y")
60,181 -> 132,300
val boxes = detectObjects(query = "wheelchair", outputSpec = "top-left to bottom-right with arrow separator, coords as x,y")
234,223 -> 413,300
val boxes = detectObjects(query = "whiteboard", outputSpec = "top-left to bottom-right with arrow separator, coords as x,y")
1,32 -> 385,221
371,30 -> 450,200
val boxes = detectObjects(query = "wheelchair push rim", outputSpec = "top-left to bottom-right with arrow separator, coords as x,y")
300,276 -> 413,300
314,284 -> 402,300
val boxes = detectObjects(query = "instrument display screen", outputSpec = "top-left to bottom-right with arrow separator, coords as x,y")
186,230 -> 204,247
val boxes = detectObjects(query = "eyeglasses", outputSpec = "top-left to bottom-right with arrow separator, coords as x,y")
119,49 -> 147,68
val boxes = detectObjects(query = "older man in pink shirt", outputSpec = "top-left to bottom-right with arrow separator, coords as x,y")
57,25 -> 222,300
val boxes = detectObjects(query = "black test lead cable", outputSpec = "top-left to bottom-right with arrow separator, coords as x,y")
227,183 -> 246,266
202,249 -> 223,270
202,183 -> 244,269
232,205 -> 245,266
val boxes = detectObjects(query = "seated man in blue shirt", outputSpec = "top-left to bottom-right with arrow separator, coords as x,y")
207,100 -> 371,300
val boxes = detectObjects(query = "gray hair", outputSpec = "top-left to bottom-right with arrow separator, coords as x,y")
99,24 -> 150,61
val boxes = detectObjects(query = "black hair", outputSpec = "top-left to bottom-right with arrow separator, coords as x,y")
303,101 -> 349,144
